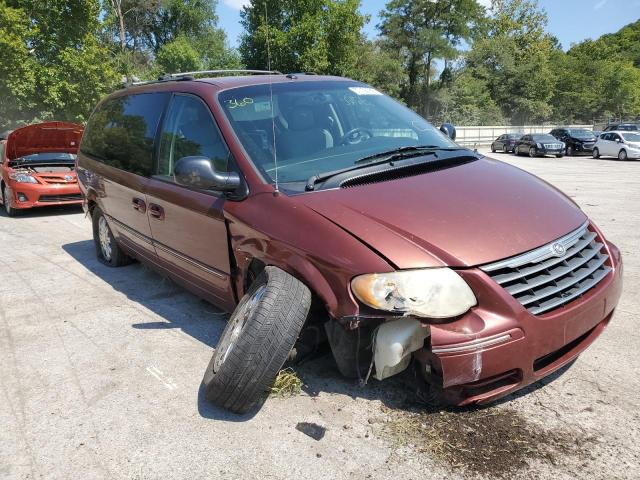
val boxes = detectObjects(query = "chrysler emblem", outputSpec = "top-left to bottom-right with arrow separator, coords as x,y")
551,242 -> 566,257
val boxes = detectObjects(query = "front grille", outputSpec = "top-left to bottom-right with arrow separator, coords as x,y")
39,176 -> 77,184
481,222 -> 611,315
38,194 -> 82,202
543,143 -> 563,149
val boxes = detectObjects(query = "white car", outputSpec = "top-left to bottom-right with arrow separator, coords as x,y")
593,130 -> 640,160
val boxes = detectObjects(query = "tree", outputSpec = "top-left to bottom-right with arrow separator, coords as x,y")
378,0 -> 486,115
464,0 -> 556,123
0,0 -> 119,129
0,1 -> 39,129
347,39 -> 406,99
239,0 -> 366,76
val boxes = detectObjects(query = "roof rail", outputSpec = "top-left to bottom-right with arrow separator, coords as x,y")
128,69 -> 281,87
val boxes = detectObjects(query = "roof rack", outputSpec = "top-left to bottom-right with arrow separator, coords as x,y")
128,69 -> 281,87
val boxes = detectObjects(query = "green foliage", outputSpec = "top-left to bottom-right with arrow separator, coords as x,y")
435,72 -> 504,125
464,0 -> 556,124
347,39 -> 406,99
0,0 -> 118,129
239,0 -> 366,75
379,0 -> 486,114
0,2 -> 39,127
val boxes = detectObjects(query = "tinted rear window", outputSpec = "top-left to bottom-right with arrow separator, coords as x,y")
81,93 -> 169,176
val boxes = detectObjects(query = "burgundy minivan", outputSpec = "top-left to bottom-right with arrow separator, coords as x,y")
77,72 -> 623,413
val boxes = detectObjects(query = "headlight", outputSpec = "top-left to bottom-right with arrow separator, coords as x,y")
536,143 -> 542,148
351,268 -> 477,319
9,173 -> 38,184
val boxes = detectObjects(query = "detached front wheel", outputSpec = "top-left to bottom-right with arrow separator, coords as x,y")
203,266 -> 311,414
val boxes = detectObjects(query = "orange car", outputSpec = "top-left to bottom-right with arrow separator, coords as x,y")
0,122 -> 84,216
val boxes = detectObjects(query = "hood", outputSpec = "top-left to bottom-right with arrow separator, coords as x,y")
6,122 -> 83,160
296,157 -> 587,268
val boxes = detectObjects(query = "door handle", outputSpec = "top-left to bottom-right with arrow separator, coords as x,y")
148,203 -> 165,220
132,197 -> 146,213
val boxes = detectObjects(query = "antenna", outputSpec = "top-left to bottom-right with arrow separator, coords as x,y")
264,2 -> 279,195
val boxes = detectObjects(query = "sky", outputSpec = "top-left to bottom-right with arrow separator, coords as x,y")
217,0 -> 640,51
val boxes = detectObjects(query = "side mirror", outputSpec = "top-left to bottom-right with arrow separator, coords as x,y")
615,138 -> 621,143
440,123 -> 456,140
174,156 -> 241,192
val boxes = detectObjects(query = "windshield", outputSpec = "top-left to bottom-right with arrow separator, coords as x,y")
532,134 -> 557,142
15,152 -> 76,163
218,81 -> 458,186
622,132 -> 640,142
567,129 -> 594,138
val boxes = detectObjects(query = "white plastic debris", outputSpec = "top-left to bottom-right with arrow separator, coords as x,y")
373,318 -> 430,381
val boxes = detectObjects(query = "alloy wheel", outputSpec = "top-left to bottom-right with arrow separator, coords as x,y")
98,216 -> 113,261
213,284 -> 267,373
619,149 -> 628,161
529,147 -> 536,157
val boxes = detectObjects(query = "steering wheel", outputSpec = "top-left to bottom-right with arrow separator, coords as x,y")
339,128 -> 373,145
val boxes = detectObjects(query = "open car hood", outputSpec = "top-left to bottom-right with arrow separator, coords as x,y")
6,122 -> 83,161
297,157 -> 587,268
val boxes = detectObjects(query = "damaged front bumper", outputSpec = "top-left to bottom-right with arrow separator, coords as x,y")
413,240 -> 622,405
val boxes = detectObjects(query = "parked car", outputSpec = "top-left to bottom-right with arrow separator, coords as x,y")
593,131 -> 640,160
77,71 -> 622,414
491,133 -> 520,153
0,122 -> 84,216
550,128 -> 597,156
514,133 -> 564,157
603,123 -> 638,132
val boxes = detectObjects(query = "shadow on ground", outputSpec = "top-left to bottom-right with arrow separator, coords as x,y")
62,238 -> 576,421
0,204 -> 82,218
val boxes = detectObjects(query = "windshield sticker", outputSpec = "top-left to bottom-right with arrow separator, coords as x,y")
348,87 -> 383,96
227,97 -> 255,109
254,101 -> 272,113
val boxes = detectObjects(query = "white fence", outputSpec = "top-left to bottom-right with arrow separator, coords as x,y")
455,125 -> 592,147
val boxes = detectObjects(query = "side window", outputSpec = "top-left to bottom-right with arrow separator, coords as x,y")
156,94 -> 231,182
601,133 -> 610,141
81,93 -> 169,176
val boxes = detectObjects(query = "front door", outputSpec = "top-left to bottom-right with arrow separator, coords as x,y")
145,94 -> 236,310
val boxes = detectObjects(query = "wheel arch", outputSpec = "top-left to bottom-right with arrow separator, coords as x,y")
233,248 -> 340,320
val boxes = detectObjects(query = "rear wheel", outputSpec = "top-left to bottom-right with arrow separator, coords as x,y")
491,143 -> 496,153
593,147 -> 600,159
566,145 -> 574,156
203,266 -> 311,414
2,185 -> 19,217
618,149 -> 628,161
92,206 -> 132,267
529,147 -> 537,158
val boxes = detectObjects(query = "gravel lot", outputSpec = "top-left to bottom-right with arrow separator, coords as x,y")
1,149 -> 638,480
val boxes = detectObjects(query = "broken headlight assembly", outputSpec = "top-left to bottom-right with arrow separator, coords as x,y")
9,172 -> 38,184
351,268 -> 477,320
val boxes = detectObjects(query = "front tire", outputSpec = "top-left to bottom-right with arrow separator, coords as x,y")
556,154 -> 564,158
92,206 -> 132,267
593,148 -> 600,159
203,266 -> 312,414
618,149 -> 628,161
2,185 -> 20,217
566,145 -> 573,156
491,143 -> 496,153
529,147 -> 537,158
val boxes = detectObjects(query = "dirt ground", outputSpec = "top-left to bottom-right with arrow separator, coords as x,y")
1,149 -> 638,480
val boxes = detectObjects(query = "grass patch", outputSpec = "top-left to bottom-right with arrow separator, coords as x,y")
269,368 -> 303,397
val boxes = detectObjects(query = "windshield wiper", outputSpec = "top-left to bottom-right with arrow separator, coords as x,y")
305,146 -> 465,191
354,145 -> 464,164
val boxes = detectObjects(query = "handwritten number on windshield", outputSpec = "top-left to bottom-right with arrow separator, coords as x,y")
227,98 -> 255,109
